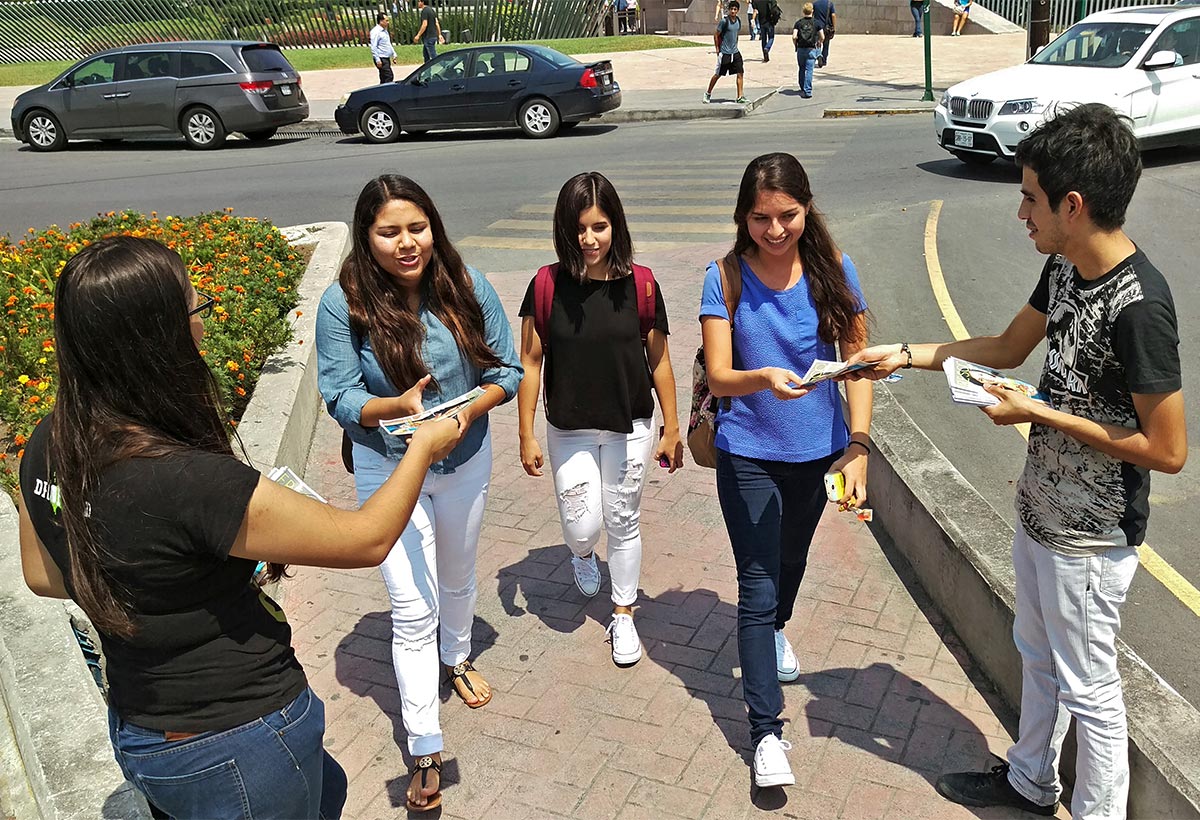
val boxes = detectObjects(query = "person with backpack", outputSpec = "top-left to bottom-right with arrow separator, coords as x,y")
792,3 -> 824,98
751,0 -> 781,62
812,0 -> 835,66
517,171 -> 683,668
704,0 -> 747,104
698,153 -> 873,789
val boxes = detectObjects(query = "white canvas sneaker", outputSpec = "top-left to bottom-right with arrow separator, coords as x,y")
606,613 -> 643,666
775,630 -> 800,682
571,553 -> 602,598
753,734 -> 795,787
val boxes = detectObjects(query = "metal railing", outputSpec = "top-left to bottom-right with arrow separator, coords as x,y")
975,0 -> 1171,32
0,0 -> 606,65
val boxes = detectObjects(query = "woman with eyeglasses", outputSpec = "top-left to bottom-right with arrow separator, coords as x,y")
17,235 -> 462,820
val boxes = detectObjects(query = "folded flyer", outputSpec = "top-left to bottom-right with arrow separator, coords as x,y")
267,466 -> 327,504
798,359 -> 873,388
942,357 -> 1048,407
380,386 -> 486,436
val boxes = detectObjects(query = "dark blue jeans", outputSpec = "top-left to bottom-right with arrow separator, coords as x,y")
422,38 -> 438,62
109,686 -> 347,819
716,448 -> 838,746
759,22 -> 775,55
911,4 -> 923,35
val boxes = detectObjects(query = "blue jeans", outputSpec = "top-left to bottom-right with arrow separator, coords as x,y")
797,47 -> 819,95
759,22 -> 775,54
422,38 -> 438,62
109,687 -> 347,819
911,4 -> 923,35
716,449 -> 838,746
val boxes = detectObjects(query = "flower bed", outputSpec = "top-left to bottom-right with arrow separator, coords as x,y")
0,209 -> 308,492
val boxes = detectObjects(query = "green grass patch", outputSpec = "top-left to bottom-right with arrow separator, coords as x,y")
0,35 -> 697,86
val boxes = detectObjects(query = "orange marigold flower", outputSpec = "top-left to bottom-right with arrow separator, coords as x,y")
28,395 -> 39,404
235,387 -> 246,396
226,361 -> 239,372
14,434 -> 27,446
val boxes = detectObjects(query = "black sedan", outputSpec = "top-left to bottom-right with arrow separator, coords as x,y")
334,44 -> 620,141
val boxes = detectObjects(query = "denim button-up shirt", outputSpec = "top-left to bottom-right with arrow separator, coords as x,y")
315,268 -> 522,474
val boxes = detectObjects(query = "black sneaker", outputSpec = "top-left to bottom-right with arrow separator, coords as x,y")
935,764 -> 1058,816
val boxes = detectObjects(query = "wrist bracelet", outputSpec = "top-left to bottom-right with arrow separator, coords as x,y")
848,440 -> 870,455
900,342 -> 913,369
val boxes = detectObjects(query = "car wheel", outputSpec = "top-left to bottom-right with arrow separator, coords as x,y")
518,98 -> 560,139
182,107 -> 226,149
953,151 -> 996,166
242,128 -> 277,142
361,105 -> 400,143
24,110 -> 66,152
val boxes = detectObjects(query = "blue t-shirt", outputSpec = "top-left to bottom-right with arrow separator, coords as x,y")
812,0 -> 833,30
698,254 -> 866,462
717,16 -> 742,54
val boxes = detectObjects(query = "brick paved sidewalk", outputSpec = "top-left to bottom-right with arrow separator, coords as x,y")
285,245 -> 1066,819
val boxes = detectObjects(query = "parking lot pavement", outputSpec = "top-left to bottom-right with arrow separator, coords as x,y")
283,245 -> 1067,819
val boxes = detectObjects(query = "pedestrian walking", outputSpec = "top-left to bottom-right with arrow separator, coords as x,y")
315,175 -> 522,813
517,172 -> 684,667
751,0 -> 779,61
705,0 -> 747,104
845,103 -> 1187,820
910,0 -> 925,36
699,152 -> 874,789
369,12 -> 396,83
18,235 -> 464,819
792,3 -> 824,97
812,0 -> 835,66
414,0 -> 443,62
951,0 -> 971,35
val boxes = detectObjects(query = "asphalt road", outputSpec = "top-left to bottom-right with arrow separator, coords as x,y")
2,104 -> 1198,705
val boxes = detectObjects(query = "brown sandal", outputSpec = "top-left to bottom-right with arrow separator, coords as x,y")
446,660 -> 492,709
405,755 -> 442,813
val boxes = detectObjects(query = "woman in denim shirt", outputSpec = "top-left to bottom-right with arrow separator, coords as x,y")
315,175 -> 521,813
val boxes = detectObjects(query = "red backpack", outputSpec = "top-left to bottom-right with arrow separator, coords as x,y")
532,263 -> 658,346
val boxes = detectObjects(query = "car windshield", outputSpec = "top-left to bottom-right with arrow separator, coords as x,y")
524,46 -> 580,68
1031,21 -> 1156,67
416,52 -> 472,83
240,45 -> 295,73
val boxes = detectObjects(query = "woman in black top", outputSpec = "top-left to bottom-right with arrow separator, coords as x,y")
516,172 -> 683,667
17,236 -> 460,820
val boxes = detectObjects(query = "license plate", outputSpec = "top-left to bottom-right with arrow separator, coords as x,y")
280,84 -> 292,96
953,130 -> 973,148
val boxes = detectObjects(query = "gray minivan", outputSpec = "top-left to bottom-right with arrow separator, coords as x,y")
11,41 -> 308,151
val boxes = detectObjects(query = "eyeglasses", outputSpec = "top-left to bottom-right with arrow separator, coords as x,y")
189,291 -> 215,318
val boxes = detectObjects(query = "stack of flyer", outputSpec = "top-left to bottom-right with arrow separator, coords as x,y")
942,356 -> 1048,407
797,359 -> 874,388
380,386 -> 486,436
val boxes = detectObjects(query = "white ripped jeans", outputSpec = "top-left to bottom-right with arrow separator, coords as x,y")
351,435 -> 491,756
546,418 -> 655,607
1006,524 -> 1140,820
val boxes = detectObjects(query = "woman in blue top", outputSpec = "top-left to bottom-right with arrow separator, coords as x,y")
315,175 -> 522,813
699,152 -> 873,789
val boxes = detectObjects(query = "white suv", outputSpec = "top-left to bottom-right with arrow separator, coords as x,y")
934,5 -> 1200,164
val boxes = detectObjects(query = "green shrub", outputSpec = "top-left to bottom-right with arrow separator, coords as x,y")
0,210 -> 307,491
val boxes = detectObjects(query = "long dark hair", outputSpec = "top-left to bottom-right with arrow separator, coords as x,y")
732,153 -> 864,345
50,236 -> 280,640
341,175 -> 502,391
552,171 -> 635,283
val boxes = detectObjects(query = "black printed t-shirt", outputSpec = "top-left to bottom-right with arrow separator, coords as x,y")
1017,249 -> 1181,555
519,270 -> 669,433
19,416 -> 306,732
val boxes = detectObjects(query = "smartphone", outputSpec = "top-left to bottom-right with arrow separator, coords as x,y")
658,424 -> 670,468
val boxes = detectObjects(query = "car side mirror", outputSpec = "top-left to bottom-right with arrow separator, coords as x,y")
1143,50 -> 1180,70
1034,44 -> 1046,56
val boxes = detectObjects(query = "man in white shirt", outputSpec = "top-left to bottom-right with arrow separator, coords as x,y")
369,13 -> 397,84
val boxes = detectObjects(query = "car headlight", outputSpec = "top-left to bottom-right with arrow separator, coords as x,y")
939,91 -> 951,108
338,93 -> 351,107
999,99 -> 1044,116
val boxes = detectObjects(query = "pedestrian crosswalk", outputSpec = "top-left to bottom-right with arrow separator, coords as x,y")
457,123 -> 859,254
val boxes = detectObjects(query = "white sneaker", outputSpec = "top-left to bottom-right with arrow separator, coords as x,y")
753,735 -> 795,787
702,92 -> 711,103
775,630 -> 800,682
606,613 -> 643,666
571,553 -> 601,598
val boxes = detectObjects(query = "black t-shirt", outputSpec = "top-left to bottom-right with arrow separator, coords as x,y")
751,0 -> 772,23
793,17 -> 818,47
1017,249 -> 1181,554
420,5 -> 437,36
19,416 -> 306,732
519,269 -> 669,433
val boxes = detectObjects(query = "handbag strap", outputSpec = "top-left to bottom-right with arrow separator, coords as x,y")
712,253 -> 742,413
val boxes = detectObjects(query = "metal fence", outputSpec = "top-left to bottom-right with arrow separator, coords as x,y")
0,0 -> 606,64
975,0 -> 1170,32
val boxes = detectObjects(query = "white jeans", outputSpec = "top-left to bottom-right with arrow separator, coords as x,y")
351,435 -> 491,756
1006,524 -> 1139,820
546,418 -> 655,607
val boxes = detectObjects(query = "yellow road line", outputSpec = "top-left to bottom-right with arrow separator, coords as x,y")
519,204 -> 731,216
924,200 -> 1200,618
488,218 -> 735,234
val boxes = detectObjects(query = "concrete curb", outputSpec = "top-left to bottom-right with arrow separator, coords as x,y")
868,384 -> 1200,816
823,106 -> 935,117
0,222 -> 350,818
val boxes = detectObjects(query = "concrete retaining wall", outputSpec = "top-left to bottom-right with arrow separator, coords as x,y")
868,384 -> 1200,816
0,222 -> 349,818
673,0 -> 1021,35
